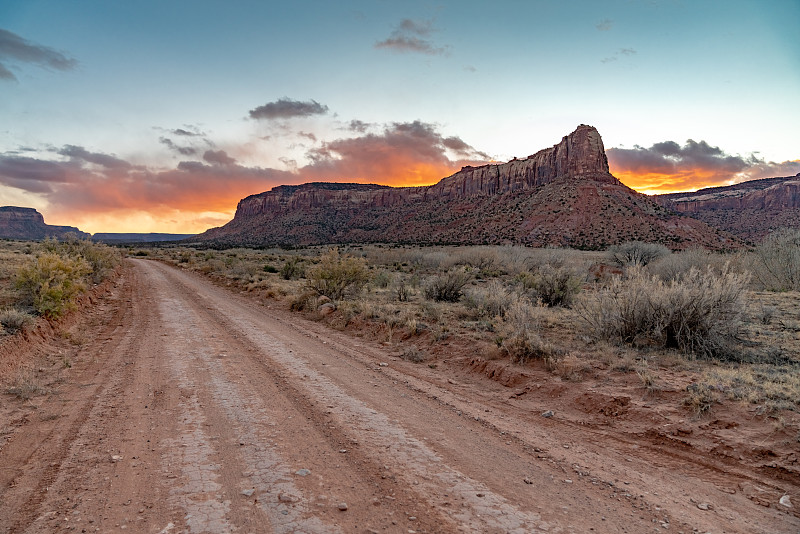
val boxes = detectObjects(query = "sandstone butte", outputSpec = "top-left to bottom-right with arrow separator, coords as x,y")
0,206 -> 89,241
191,125 -> 739,250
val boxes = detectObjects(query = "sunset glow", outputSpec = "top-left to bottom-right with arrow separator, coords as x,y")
1,1 -> 797,234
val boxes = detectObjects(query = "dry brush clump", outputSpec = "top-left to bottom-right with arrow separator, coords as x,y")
579,265 -> 749,359
607,240 -> 671,267
423,268 -> 472,302
751,228 -> 800,291
305,248 -> 370,301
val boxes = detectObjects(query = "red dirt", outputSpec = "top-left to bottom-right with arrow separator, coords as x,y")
0,259 -> 797,533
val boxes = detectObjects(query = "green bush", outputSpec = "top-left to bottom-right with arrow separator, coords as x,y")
280,257 -> 304,280
263,264 -> 279,273
579,265 -> 749,359
423,268 -> 472,302
15,252 -> 92,318
305,248 -> 370,300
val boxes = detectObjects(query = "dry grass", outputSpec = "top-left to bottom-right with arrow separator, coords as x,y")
142,242 -> 800,415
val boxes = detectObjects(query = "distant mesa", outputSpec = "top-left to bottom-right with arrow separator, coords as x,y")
92,233 -> 197,244
656,173 -> 800,242
191,125 -> 738,250
0,206 -> 89,241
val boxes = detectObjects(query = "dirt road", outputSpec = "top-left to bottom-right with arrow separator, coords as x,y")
1,259 -> 797,533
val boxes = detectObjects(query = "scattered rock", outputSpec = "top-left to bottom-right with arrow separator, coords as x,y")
541,410 -> 554,418
523,478 -> 533,484
295,469 -> 311,476
696,502 -> 713,511
339,449 -> 347,453
278,492 -> 299,503
240,489 -> 255,497
779,494 -> 792,508
337,503 -> 348,511
110,455 -> 123,462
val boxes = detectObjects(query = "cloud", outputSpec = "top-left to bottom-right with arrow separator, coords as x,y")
202,149 -> 236,166
375,19 -> 447,55
298,131 -> 318,143
596,19 -> 614,31
159,137 -> 197,156
172,128 -> 203,137
0,28 -> 77,82
58,145 -> 132,170
601,47 -> 637,63
249,98 -> 329,120
347,119 -> 370,133
607,139 -> 800,193
302,120 -> 489,186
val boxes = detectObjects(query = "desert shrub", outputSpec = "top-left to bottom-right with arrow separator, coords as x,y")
394,280 -> 411,302
263,264 -> 278,273
648,247 -> 713,281
289,290 -> 319,312
529,264 -> 582,307
373,269 -> 393,288
281,257 -> 304,280
42,236 -> 121,283
423,268 -> 472,302
305,248 -> 370,300
0,307 -> 35,333
464,280 -> 511,318
500,296 -> 553,363
752,228 -> 800,291
607,241 -> 671,267
579,265 -> 749,359
15,252 -> 92,318
400,345 -> 426,363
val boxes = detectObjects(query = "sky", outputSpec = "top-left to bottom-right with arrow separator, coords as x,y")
1,0 -> 798,234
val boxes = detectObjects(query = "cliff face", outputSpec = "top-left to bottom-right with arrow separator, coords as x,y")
193,125 -> 735,250
0,206 -> 89,241
233,125 -> 616,218
656,175 -> 800,241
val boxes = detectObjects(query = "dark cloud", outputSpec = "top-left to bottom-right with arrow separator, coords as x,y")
0,28 -> 78,82
173,128 -> 202,137
596,19 -> 614,31
159,137 -> 197,156
249,98 -> 329,120
607,138 -> 800,191
58,145 -> 132,170
375,19 -> 447,55
202,149 -> 236,166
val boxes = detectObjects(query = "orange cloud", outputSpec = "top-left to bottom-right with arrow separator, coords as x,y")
607,141 -> 800,194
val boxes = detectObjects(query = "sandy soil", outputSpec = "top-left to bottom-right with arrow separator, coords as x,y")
0,259 -> 797,533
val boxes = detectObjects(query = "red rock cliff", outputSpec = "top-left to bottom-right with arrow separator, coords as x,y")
234,124 -> 616,218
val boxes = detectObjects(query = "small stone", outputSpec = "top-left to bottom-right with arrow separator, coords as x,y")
278,492 -> 298,503
339,449 -> 347,453
541,410 -> 554,418
476,493 -> 485,497
110,455 -> 123,462
564,479 -> 573,484
337,503 -> 348,511
696,502 -> 712,511
295,469 -> 310,477
523,478 -> 533,484
379,363 -> 388,367
241,489 -> 255,497
779,494 -> 792,508
408,516 -> 417,521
